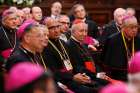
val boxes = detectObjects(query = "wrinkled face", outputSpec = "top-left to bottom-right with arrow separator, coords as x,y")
51,2 -> 62,16
3,14 -> 18,29
59,16 -> 70,33
114,11 -> 126,25
73,23 -> 88,42
16,10 -> 25,26
23,8 -> 32,20
32,8 -> 42,21
27,27 -> 46,53
126,10 -> 135,17
74,5 -> 86,19
122,18 -> 138,38
123,25 -> 138,38
41,27 -> 49,47
48,21 -> 61,39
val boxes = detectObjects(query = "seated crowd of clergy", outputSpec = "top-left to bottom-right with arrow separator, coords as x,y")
0,1 -> 140,93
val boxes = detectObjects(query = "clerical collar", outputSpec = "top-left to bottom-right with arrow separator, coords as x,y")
49,38 -> 59,43
51,14 -> 60,19
77,18 -> 86,22
71,36 -> 81,44
20,45 -> 36,55
20,46 -> 35,59
2,25 -> 16,32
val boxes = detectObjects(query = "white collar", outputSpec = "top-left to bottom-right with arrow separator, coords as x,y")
71,36 -> 81,44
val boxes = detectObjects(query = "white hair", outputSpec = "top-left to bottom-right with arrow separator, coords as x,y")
113,8 -> 126,17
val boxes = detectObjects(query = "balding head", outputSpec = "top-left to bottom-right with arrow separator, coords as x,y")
45,17 -> 60,28
31,6 -> 42,21
45,18 -> 61,39
114,8 -> 126,25
71,22 -> 88,42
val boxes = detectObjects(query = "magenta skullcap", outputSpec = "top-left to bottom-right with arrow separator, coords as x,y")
129,52 -> 140,74
2,9 -> 15,20
100,83 -> 128,93
17,19 -> 35,39
4,62 -> 44,92
122,15 -> 136,22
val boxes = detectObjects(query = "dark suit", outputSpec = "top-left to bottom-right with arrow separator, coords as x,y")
85,20 -> 99,39
100,20 -> 120,45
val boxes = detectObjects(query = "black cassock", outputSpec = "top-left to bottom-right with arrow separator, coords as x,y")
6,46 -> 43,71
42,39 -> 94,93
67,38 -> 109,87
102,32 -> 140,81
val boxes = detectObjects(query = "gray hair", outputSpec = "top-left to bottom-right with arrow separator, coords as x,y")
71,22 -> 88,33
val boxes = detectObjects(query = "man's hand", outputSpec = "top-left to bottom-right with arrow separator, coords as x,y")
73,73 -> 91,84
97,72 -> 110,80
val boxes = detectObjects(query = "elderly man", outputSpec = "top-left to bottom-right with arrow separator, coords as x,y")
101,8 -> 126,45
31,6 -> 43,23
58,15 -> 71,42
50,1 -> 62,20
102,16 -> 140,81
67,21 -> 111,87
6,23 -> 48,71
126,7 -> 136,17
22,7 -> 32,20
0,10 -> 19,63
16,9 -> 25,26
42,18 -> 96,93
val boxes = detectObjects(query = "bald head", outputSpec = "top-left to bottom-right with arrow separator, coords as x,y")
32,6 -> 42,21
45,18 -> 61,39
114,8 -> 126,25
71,22 -> 88,42
71,22 -> 88,33
45,17 -> 60,28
